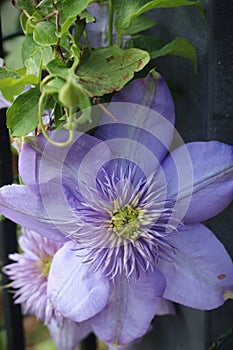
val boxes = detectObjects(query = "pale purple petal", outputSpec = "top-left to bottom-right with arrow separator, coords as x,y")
158,223 -> 233,309
90,269 -> 165,345
0,93 -> 11,109
19,131 -> 108,185
4,228 -> 62,321
48,317 -> 91,350
47,241 -> 110,322
112,71 -> 175,125
85,3 -> 109,48
95,74 -> 175,172
157,298 -> 176,315
0,184 -> 67,242
161,141 -> 233,223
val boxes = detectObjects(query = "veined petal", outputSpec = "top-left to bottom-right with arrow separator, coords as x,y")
95,73 -> 175,173
90,269 -> 165,345
0,184 -> 67,242
48,317 -> 91,350
161,141 -> 233,223
112,71 -> 175,125
47,241 -> 110,322
158,223 -> 233,309
19,131 -> 110,185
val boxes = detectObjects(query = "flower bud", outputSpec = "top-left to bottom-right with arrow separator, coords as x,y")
58,77 -> 86,108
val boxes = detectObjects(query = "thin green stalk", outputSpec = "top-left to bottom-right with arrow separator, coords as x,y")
83,30 -> 92,53
38,91 -> 74,147
108,0 -> 113,46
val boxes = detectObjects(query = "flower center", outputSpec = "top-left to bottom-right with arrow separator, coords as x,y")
111,204 -> 143,241
37,256 -> 53,277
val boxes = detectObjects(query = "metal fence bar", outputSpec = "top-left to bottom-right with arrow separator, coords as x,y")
0,13 -> 25,350
80,333 -> 97,350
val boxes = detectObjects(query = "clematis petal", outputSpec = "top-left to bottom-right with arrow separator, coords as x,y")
112,71 -> 175,125
95,73 -> 175,173
84,3 -> 109,48
158,223 -> 233,309
0,93 -> 11,109
161,141 -> 233,223
48,317 -> 91,350
19,131 -> 110,185
0,184 -> 68,242
47,241 -> 110,322
157,298 -> 176,315
90,269 -> 165,345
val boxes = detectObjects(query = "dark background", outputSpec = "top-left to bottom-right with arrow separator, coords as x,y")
142,0 -> 233,349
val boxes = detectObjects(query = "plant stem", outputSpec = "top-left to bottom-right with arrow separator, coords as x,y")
38,91 -> 74,147
83,30 -> 92,53
84,88 -> 118,121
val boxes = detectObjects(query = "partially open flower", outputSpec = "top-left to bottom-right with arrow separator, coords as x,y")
3,228 -> 91,350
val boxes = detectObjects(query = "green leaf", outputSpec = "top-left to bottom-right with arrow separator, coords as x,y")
59,35 -> 70,51
126,35 -> 197,72
80,9 -> 96,23
6,87 -> 41,137
36,0 -> 63,16
78,45 -> 150,96
0,67 -> 38,101
124,15 -> 157,35
0,67 -> 20,80
33,22 -> 57,46
22,35 -> 53,66
126,35 -> 165,52
14,0 -> 35,14
113,0 -> 203,31
21,12 -> 43,35
150,37 -> 198,72
42,77 -> 65,94
20,12 -> 27,33
61,0 -> 90,34
135,0 -> 204,18
46,59 -> 70,80
24,47 -> 42,77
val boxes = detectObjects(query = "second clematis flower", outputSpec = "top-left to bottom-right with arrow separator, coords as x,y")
3,228 -> 91,350
0,71 -> 233,347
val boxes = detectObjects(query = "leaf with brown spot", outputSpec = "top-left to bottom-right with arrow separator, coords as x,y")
78,45 -> 150,96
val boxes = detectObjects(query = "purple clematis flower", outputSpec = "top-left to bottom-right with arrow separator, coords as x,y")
3,228 -> 91,350
0,71 -> 233,346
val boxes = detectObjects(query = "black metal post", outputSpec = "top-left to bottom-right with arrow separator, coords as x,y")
80,333 -> 97,350
0,14 -> 25,350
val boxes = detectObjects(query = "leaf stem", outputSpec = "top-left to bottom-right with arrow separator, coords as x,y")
32,11 -> 57,23
84,88 -> 118,122
50,0 -> 58,10
108,0 -> 113,46
83,30 -> 92,53
38,91 -> 74,147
